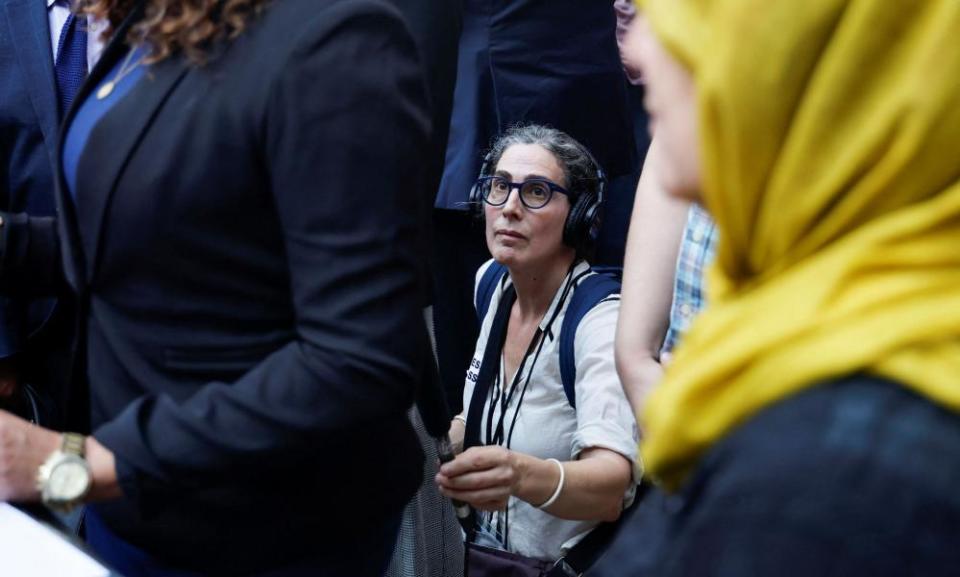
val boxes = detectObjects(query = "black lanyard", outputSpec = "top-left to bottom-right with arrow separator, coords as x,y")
485,327 -> 544,448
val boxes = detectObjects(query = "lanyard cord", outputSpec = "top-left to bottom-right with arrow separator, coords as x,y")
485,264 -> 580,548
486,330 -> 542,446
497,327 -> 552,549
483,264 -> 579,448
507,266 -> 591,450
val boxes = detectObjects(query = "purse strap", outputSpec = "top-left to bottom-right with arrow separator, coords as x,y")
549,485 -> 645,576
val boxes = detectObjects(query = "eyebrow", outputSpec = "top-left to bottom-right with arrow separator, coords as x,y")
493,170 -> 553,181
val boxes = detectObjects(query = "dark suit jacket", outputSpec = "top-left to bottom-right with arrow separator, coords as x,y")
46,0 -> 432,572
0,0 -> 79,428
386,0 -> 461,204
435,0 -> 637,210
384,0 -> 462,309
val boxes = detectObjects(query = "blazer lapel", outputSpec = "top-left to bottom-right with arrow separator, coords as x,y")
4,0 -> 59,166
55,3 -> 137,291
75,55 -> 189,281
56,2 -> 189,286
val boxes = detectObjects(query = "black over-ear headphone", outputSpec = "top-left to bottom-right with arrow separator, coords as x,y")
562,145 -> 606,256
469,145 -> 607,256
467,151 -> 496,213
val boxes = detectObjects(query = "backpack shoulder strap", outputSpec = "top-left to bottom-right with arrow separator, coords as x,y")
474,261 -> 508,323
558,270 -> 621,409
464,283 -> 516,451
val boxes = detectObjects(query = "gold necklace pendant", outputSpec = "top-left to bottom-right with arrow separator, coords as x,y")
96,46 -> 145,101
96,81 -> 115,100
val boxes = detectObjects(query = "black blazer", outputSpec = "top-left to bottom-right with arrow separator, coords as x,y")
384,0 -> 462,307
54,0 -> 431,572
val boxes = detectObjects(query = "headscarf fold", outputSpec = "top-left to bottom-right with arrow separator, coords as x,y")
638,0 -> 960,489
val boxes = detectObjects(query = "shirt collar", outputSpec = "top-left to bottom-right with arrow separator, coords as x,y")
46,0 -> 58,9
498,260 -> 590,335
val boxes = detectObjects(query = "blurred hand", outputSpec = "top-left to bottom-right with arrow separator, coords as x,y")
614,0 -> 644,85
0,410 -> 59,502
436,445 -> 519,511
448,418 -> 465,455
620,14 -> 647,85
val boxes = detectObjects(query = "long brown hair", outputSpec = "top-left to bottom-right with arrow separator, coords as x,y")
78,0 -> 271,64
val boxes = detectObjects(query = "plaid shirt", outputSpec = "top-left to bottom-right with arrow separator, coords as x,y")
661,204 -> 717,356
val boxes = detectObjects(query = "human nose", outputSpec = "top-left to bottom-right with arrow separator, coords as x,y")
500,185 -> 524,218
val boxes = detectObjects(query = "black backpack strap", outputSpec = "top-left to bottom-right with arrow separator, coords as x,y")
464,283 -> 516,451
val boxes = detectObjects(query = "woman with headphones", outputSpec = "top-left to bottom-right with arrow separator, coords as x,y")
436,125 -> 639,574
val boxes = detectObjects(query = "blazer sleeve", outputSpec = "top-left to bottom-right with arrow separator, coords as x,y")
0,212 -> 63,299
92,3 -> 432,500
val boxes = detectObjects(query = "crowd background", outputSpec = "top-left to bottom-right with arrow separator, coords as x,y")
1,0 -> 958,576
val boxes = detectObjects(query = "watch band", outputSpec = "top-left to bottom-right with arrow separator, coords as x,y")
37,432 -> 91,511
61,433 -> 86,457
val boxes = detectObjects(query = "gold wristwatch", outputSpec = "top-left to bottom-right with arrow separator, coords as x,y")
37,433 -> 92,512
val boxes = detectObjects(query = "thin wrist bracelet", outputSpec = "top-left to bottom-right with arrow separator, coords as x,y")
537,458 -> 565,510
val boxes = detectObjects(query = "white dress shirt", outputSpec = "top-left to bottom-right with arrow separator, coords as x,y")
47,0 -> 104,69
463,259 -> 640,561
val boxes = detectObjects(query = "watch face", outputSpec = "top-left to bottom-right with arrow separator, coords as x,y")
48,458 -> 91,501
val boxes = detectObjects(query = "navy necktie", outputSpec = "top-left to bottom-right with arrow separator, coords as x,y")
54,5 -> 88,118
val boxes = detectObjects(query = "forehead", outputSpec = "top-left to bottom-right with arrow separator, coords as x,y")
495,144 -> 564,182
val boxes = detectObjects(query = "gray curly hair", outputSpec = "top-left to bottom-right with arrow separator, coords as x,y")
485,124 -> 603,207
481,124 -> 604,258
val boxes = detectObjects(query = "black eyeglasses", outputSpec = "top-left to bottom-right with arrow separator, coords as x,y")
476,176 -> 569,209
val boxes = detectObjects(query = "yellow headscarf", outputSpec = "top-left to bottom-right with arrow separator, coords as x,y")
638,0 -> 960,490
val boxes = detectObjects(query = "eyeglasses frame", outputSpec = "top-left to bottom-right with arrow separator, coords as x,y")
475,175 -> 571,210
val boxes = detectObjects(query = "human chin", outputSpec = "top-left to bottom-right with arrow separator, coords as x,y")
490,243 -> 525,268
490,231 -> 527,259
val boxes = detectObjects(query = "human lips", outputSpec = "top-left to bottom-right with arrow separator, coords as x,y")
496,229 -> 526,240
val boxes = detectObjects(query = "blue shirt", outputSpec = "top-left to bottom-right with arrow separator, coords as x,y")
661,203 -> 718,356
63,44 -> 148,198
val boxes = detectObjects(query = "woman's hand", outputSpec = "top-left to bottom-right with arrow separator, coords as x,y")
0,410 -> 60,502
436,445 -> 522,511
437,445 -> 632,521
448,417 -> 465,455
0,410 -> 121,503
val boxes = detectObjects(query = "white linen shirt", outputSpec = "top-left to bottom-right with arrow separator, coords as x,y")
463,259 -> 640,562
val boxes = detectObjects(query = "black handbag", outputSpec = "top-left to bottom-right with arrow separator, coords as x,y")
466,542 -> 558,577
